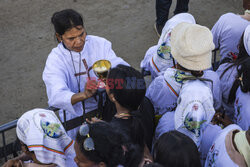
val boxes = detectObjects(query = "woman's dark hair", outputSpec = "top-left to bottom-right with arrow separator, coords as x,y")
222,33 -> 250,103
143,163 -> 164,167
153,131 -> 201,167
228,57 -> 250,103
178,64 -> 204,77
107,64 -> 146,148
51,9 -> 84,36
75,122 -> 125,167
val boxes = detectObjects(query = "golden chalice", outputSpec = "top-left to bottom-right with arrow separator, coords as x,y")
92,60 -> 111,88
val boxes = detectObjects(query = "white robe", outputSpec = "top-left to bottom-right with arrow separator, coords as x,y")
43,35 -> 129,138
234,88 -> 250,130
205,124 -> 243,167
216,63 -> 238,119
146,68 -> 222,116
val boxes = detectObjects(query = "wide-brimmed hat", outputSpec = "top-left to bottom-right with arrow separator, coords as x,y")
16,108 -> 75,167
175,80 -> 215,147
170,22 -> 215,71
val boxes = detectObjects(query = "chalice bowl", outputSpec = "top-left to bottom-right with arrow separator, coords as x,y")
92,60 -> 111,88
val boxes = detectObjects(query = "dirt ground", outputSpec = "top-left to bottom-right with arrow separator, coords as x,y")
0,0 -> 242,145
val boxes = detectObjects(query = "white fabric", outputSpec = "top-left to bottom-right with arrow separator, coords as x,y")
175,80 -> 215,147
43,35 -> 129,138
200,124 -> 222,166
216,63 -> 238,119
155,112 -> 221,166
155,111 -> 175,139
170,22 -> 214,71
205,124 -> 242,167
140,45 -> 163,80
234,88 -> 250,130
244,25 -> 250,56
234,131 -> 250,167
146,68 -> 221,116
16,108 -> 76,167
158,13 -> 196,45
212,13 -> 250,62
140,13 -> 195,80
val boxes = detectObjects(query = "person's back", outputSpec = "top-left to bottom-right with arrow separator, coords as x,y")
212,0 -> 250,63
212,13 -> 249,62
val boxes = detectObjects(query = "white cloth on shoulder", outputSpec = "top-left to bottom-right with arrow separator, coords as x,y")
175,80 -> 215,147
16,108 -> 76,167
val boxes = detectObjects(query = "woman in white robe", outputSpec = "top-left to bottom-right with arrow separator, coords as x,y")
42,9 -> 128,138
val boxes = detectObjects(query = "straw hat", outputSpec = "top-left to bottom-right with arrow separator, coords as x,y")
170,22 -> 215,71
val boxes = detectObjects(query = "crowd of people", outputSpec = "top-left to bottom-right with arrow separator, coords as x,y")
3,0 -> 250,166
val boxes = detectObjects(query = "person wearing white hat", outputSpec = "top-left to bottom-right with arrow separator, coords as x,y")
205,124 -> 250,167
3,108 -> 77,167
146,22 -> 222,118
211,0 -> 250,64
216,25 -> 250,121
141,13 -> 195,81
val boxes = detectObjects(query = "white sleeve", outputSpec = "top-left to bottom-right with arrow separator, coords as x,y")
42,53 -> 77,114
211,15 -> 224,50
212,73 -> 222,110
140,45 -> 158,71
155,112 -> 175,140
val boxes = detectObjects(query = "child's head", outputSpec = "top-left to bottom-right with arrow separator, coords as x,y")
74,122 -> 125,167
153,131 -> 201,167
106,64 -> 146,111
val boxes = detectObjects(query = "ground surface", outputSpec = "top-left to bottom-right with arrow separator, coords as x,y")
0,0 -> 242,147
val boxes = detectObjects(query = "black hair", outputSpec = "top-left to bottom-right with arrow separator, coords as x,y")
153,131 -> 201,167
75,122 -> 125,167
107,64 -> 146,148
223,33 -> 250,103
228,58 -> 250,103
51,9 -> 84,36
178,64 -> 204,77
143,163 -> 164,167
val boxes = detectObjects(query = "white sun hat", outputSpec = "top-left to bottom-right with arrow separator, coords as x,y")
170,22 -> 215,71
175,80 -> 215,147
16,108 -> 75,167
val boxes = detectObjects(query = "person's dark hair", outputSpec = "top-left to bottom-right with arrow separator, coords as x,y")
143,163 -> 164,167
51,9 -> 84,36
153,131 -> 201,167
228,58 -> 250,103
107,64 -> 146,148
221,33 -> 250,103
75,122 -> 125,167
178,64 -> 204,77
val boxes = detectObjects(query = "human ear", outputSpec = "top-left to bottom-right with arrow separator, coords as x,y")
55,33 -> 62,42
